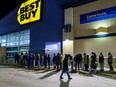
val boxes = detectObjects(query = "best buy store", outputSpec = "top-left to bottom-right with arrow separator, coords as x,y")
0,0 -> 116,63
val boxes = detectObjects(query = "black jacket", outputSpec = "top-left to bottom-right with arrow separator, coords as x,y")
62,56 -> 68,72
99,55 -> 104,63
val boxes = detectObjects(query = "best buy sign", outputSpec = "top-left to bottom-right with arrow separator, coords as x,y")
17,0 -> 42,25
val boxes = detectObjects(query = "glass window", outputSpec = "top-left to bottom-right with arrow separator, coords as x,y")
1,35 -> 6,46
0,29 -> 30,47
0,29 -> 30,63
20,30 -> 30,45
0,36 -> 1,43
7,32 -> 19,46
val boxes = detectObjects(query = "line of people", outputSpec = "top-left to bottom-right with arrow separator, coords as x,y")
14,51 -> 114,73
14,52 -> 63,70
68,52 -> 114,74
59,52 -> 114,79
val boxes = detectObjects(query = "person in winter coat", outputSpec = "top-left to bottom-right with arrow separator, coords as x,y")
83,53 -> 89,71
79,53 -> 83,69
14,52 -> 19,64
89,52 -> 97,74
23,52 -> 29,68
69,54 -> 74,71
44,53 -> 47,68
99,52 -> 104,71
74,54 -> 81,71
52,54 -> 56,69
29,53 -> 35,67
60,54 -> 63,70
35,53 -> 40,67
108,52 -> 114,71
20,52 -> 24,65
47,54 -> 50,69
60,54 -> 72,79
40,54 -> 43,67
56,53 -> 60,71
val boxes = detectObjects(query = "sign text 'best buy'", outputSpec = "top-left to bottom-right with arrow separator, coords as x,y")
17,0 -> 42,25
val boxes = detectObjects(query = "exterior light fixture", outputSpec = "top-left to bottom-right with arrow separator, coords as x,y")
96,27 -> 108,35
65,39 -> 69,42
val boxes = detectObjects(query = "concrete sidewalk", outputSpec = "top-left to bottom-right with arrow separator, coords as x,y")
0,63 -> 116,78
0,65 -> 116,87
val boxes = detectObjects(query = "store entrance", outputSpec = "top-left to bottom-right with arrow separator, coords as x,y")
45,42 -> 61,65
6,46 -> 29,63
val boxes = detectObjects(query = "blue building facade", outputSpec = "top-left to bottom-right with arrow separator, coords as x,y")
0,0 -> 73,62
0,0 -> 97,62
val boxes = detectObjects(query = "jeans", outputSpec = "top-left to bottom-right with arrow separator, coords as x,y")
89,67 -> 97,74
100,63 -> 104,71
75,62 -> 80,71
109,62 -> 114,71
56,63 -> 59,71
60,71 -> 71,78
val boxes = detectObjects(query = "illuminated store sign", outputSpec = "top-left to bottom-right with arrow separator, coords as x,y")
17,0 -> 42,25
80,6 -> 116,24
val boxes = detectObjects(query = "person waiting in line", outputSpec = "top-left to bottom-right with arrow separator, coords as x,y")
89,52 -> 97,74
47,54 -> 50,69
29,53 -> 35,67
56,53 -> 60,71
69,54 -> 74,71
99,52 -> 104,71
35,53 -> 40,67
83,53 -> 89,71
74,54 -> 81,71
60,54 -> 72,79
108,52 -> 114,71
74,54 -> 78,71
52,53 -> 56,69
87,55 -> 89,70
40,54 -> 43,67
21,52 -> 27,68
33,53 -> 36,67
20,52 -> 24,65
60,53 -> 63,70
79,53 -> 83,70
14,52 -> 19,64
44,53 -> 47,68
23,52 -> 29,68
